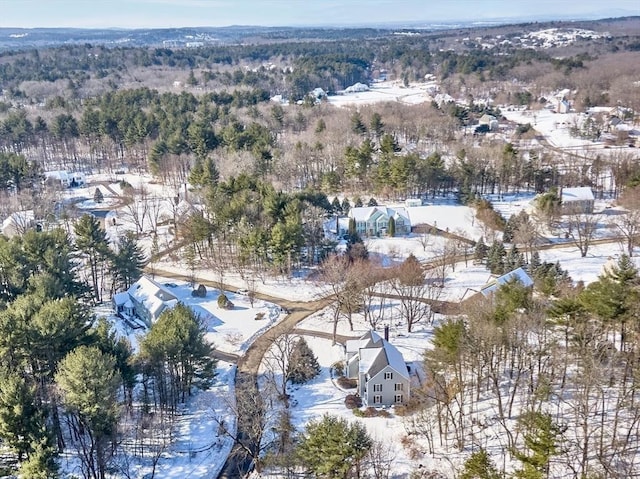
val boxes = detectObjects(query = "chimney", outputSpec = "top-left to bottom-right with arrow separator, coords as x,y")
384,325 -> 389,341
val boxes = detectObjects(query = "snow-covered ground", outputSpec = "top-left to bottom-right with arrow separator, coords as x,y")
327,80 -> 435,107
56,170 -> 640,478
90,279 -> 287,479
502,107 -> 637,157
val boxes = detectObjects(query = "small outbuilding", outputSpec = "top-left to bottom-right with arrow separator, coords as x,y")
561,186 -> 595,214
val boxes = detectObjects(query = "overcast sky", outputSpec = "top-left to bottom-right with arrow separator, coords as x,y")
1,0 -> 638,29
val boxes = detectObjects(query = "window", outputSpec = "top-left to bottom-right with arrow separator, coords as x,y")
373,384 -> 382,392
394,383 -> 403,391
384,372 -> 393,380
395,394 -> 404,404
374,395 -> 382,404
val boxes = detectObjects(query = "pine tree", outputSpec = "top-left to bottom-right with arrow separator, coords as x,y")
288,338 -> 320,384
331,196 -> 342,215
187,69 -> 198,86
580,254 -> 639,349
296,414 -> 372,478
504,215 -> 517,243
367,197 -> 378,206
184,243 -> 196,287
188,157 -> 205,187
535,188 -> 561,226
370,112 -> 384,137
474,237 -> 488,263
111,231 -> 147,292
608,253 -> 638,285
487,241 -> 506,275
139,303 -> 216,409
494,279 -> 532,320
505,245 -> 525,271
0,372 -> 46,460
388,216 -> 396,237
512,411 -> 565,479
348,217 -> 357,238
93,187 -> 104,204
189,155 -> 219,189
354,196 -> 363,207
341,197 -> 351,216
74,214 -> 111,302
92,318 -> 136,404
460,448 -> 501,479
529,250 -> 542,274
18,435 -> 58,479
56,346 -> 121,479
350,111 -> 367,135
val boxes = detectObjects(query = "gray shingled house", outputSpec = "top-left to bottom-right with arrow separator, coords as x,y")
345,330 -> 410,407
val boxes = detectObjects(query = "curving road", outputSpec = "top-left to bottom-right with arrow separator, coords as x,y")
150,231 -> 628,478
150,268 -> 334,478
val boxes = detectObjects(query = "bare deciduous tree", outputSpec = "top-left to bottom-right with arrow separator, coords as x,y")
121,186 -> 151,235
317,254 -> 351,343
611,187 -> 640,257
392,255 -> 440,332
262,332 -> 299,406
563,213 -> 599,257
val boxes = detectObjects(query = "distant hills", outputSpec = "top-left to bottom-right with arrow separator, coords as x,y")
0,14 -> 637,51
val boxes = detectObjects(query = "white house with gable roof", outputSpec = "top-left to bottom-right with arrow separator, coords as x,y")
345,329 -> 410,406
44,170 -> 86,188
480,267 -> 534,297
113,275 -> 178,327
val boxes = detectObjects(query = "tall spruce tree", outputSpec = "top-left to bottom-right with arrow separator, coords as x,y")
388,216 -> 396,237
487,241 -> 506,275
474,236 -> 488,263
288,338 -> 320,384
74,214 -> 111,302
111,231 -> 147,292
505,245 -> 525,271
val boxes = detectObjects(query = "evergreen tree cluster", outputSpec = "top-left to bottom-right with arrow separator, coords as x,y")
503,210 -> 531,243
528,251 -> 571,296
486,241 -> 525,275
0,224 -> 214,478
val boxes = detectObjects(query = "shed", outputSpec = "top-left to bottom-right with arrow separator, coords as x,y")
561,187 -> 595,214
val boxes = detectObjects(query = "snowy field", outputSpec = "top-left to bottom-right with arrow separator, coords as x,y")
327,80 -> 435,107
161,280 -> 285,355
502,107 -> 638,157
